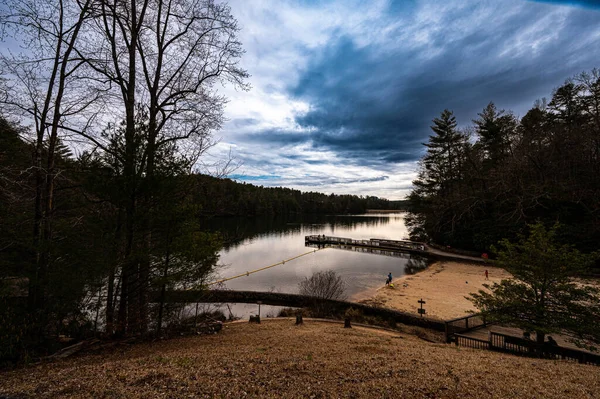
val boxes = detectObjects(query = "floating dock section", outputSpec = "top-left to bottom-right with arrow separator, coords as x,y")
305,235 -> 485,263
305,235 -> 426,254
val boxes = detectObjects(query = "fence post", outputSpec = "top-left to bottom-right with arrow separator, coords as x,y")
445,322 -> 450,343
296,311 -> 303,325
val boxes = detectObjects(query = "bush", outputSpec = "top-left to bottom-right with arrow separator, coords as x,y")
298,270 -> 346,301
277,307 -> 303,317
298,271 -> 346,318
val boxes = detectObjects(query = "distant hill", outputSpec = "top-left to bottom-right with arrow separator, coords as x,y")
189,173 -> 404,216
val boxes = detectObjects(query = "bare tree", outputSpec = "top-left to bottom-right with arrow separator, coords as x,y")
298,270 -> 347,301
1,0 -> 248,337
76,0 -> 248,334
298,270 -> 346,318
135,0 -> 248,332
0,0 -> 96,313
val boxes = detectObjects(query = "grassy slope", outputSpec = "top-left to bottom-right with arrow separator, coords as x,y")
1,320 -> 598,398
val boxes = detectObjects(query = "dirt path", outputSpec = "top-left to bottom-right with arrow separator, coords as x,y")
355,261 -> 512,320
424,244 -> 486,262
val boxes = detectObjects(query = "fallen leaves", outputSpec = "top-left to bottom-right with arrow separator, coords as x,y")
1,319 -> 599,398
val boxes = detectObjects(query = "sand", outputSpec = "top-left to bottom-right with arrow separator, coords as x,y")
356,261 -> 512,320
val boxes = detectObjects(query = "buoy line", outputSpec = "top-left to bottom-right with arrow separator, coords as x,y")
207,247 -> 326,286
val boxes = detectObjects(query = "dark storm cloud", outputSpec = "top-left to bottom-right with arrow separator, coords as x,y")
281,175 -> 389,187
531,0 -> 600,9
244,128 -> 309,146
261,2 -> 600,167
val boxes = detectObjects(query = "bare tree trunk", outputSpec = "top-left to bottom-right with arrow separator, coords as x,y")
105,265 -> 115,335
29,134 -> 45,313
105,212 -> 122,335
26,0 -> 66,316
100,0 -> 149,336
156,248 -> 171,337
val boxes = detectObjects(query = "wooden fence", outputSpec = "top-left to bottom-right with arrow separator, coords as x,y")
453,330 -> 600,366
489,332 -> 600,365
444,314 -> 488,342
455,334 -> 490,350
154,289 -> 448,332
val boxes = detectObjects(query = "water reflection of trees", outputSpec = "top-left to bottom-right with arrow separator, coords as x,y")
305,243 -> 434,273
203,215 -> 392,250
403,255 -> 431,275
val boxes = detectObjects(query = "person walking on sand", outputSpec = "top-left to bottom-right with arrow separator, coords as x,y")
386,272 -> 392,286
485,269 -> 489,280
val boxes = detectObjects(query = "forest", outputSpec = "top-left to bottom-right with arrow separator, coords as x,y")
406,69 -> 600,257
0,114 -> 399,364
190,174 -> 404,216
0,0 -> 395,365
2,0 -> 598,368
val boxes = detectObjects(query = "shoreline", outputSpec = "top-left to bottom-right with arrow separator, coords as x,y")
352,260 -> 512,320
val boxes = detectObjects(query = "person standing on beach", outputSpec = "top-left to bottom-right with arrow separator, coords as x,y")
485,269 -> 489,280
386,272 -> 392,286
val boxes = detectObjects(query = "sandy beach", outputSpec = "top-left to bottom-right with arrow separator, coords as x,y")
356,261 -> 512,320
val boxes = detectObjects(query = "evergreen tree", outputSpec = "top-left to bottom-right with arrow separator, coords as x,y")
469,223 -> 600,348
473,102 -> 517,164
423,109 -> 465,196
407,109 -> 468,243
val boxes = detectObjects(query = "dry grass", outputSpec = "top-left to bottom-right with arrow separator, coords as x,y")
1,319 -> 599,398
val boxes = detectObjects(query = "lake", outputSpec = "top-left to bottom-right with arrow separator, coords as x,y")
201,213 -> 430,318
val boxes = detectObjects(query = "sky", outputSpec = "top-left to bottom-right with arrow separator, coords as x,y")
203,0 -> 600,200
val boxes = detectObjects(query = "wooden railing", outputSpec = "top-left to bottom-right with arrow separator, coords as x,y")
489,332 -> 600,365
455,334 -> 489,350
304,235 -> 424,252
454,330 -> 600,366
305,242 -> 416,260
445,314 -> 488,342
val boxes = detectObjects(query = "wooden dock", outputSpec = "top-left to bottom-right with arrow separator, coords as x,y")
305,235 -> 425,252
305,235 -> 485,263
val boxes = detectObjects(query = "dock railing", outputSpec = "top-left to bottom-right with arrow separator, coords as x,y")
304,235 -> 424,251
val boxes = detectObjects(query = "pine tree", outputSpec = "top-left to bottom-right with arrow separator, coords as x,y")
422,109 -> 466,196
473,102 -> 517,163
407,109 -> 468,242
469,222 -> 600,349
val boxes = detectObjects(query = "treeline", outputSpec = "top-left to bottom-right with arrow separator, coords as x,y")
0,116 -> 223,363
407,69 -> 600,255
0,0 -> 402,365
190,174 -> 401,216
202,214 -> 396,250
0,114 -> 398,364
0,115 -> 398,365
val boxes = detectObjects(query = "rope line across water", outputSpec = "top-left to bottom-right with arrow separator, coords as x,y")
208,248 -> 327,286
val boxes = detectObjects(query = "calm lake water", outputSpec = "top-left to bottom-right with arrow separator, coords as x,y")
202,213 -> 429,318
